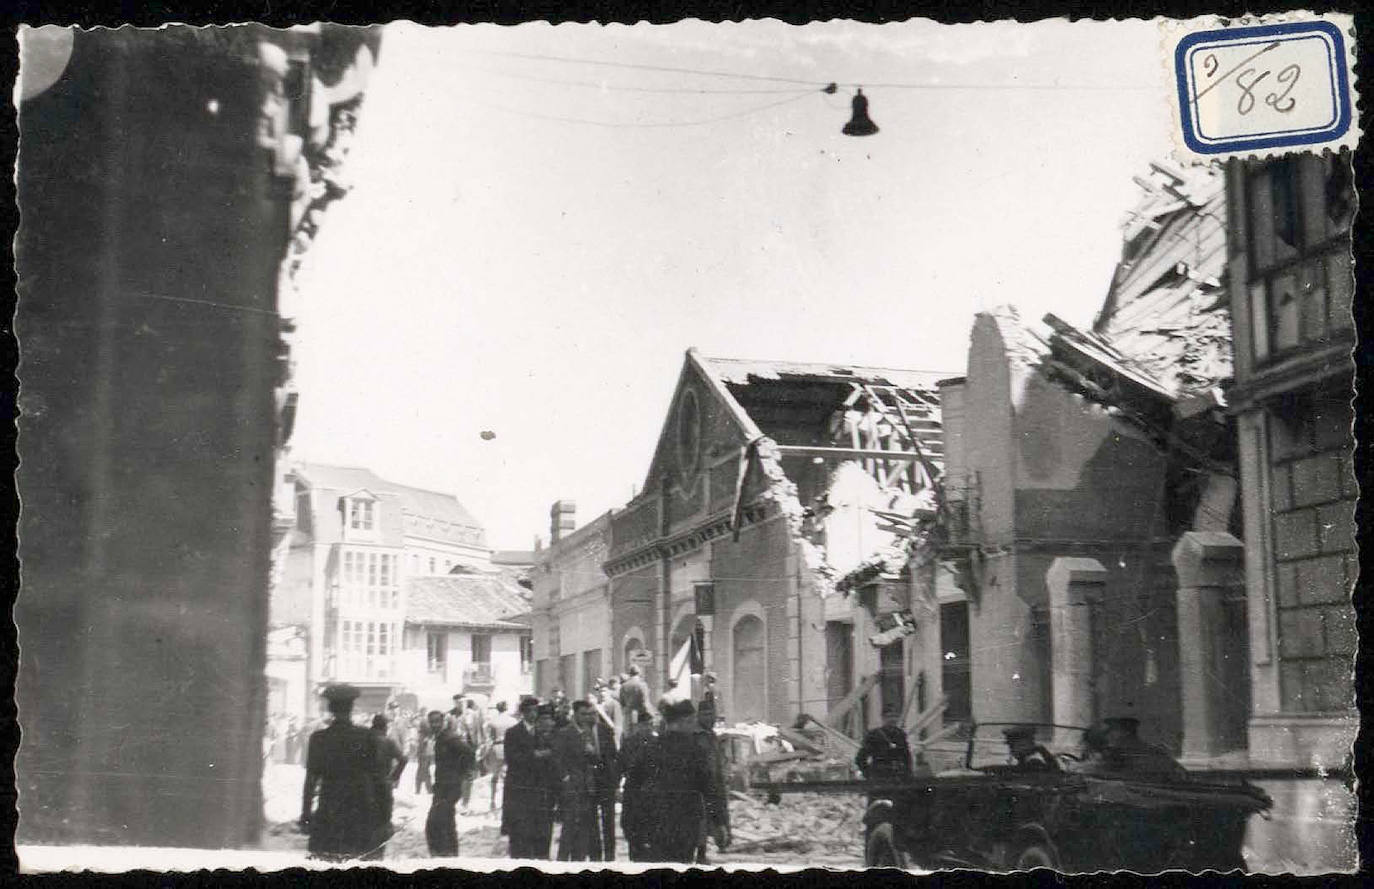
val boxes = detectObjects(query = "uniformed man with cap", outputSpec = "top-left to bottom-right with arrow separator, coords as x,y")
1005,725 -> 1055,769
300,684 -> 383,861
1101,716 -> 1186,779
1002,725 -> 1058,771
855,705 -> 914,782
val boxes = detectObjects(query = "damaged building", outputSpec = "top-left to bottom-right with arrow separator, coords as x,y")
920,162 -> 1240,755
602,351 -> 957,730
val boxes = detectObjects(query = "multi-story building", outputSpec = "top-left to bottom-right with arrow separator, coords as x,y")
531,503 -> 615,699
604,351 -> 953,730
1220,152 -> 1356,870
14,25 -> 381,848
925,163 -> 1237,753
1223,151 -> 1356,765
271,463 -> 530,715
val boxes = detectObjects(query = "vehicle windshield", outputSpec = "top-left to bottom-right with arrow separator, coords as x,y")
963,722 -> 1089,770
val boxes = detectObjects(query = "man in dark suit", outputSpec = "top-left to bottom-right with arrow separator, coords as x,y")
636,698 -> 714,864
300,684 -> 381,862
502,697 -> 557,859
553,699 -> 618,861
618,711 -> 657,861
425,709 -> 476,857
619,664 -> 651,727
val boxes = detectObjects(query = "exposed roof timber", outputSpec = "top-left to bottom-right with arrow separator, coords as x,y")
775,445 -> 923,461
1044,313 -> 1175,402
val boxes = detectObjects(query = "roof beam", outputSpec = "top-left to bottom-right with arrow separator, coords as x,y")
774,445 -> 922,462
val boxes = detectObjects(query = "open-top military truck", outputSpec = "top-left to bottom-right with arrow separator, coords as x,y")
761,721 -> 1280,872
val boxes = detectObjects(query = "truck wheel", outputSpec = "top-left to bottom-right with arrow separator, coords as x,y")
865,822 -> 908,869
1011,841 -> 1059,871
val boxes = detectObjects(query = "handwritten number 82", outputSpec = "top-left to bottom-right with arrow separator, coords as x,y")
1202,53 -> 1301,115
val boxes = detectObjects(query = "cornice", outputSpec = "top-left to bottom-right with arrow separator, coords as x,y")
603,502 -> 770,577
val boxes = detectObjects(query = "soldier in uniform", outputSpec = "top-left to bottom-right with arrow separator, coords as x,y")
855,706 -> 914,781
1101,716 -> 1186,779
634,698 -> 714,863
1002,725 -> 1059,771
300,684 -> 382,861
693,698 -> 731,864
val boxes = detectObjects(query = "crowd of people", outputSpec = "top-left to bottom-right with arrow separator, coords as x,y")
297,664 -> 732,863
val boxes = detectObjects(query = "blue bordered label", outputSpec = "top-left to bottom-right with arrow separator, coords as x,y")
1174,20 -> 1351,155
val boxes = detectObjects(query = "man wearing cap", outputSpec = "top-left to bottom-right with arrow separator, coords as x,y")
855,707 -> 914,782
300,684 -> 382,861
502,697 -> 558,858
1102,717 -> 1186,779
635,698 -> 714,863
1002,725 -> 1058,771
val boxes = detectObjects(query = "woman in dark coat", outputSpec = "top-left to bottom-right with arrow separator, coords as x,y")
300,685 -> 382,861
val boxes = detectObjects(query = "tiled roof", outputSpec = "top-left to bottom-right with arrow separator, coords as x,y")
293,463 -> 485,532
405,574 -> 532,630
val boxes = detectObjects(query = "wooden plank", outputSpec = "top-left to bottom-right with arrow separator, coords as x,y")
825,672 -> 879,730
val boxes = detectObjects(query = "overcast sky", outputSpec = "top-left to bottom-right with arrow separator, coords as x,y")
288,18 -> 1174,550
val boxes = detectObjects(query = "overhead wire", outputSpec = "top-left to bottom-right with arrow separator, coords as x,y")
460,87 -> 821,130
454,61 -> 820,95
466,46 -> 1157,93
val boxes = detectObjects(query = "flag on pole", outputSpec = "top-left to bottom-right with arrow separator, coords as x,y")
665,633 -> 704,703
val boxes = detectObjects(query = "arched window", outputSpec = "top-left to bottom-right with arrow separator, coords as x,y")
732,615 -> 765,722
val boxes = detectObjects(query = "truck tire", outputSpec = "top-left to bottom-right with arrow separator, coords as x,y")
1010,840 -> 1059,871
865,822 -> 908,869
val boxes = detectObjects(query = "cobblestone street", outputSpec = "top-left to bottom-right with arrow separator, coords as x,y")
262,762 -> 866,867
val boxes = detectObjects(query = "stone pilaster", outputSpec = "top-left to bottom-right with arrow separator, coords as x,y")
1045,557 -> 1105,747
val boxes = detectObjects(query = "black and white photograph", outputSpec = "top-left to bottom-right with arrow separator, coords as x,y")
11,14 -> 1361,874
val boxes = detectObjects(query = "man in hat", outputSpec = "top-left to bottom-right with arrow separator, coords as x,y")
553,699 -> 618,861
619,664 -> 651,728
425,709 -> 477,857
618,710 -> 658,861
1002,725 -> 1058,771
502,697 -> 557,858
855,706 -> 914,782
549,687 -> 572,728
300,684 -> 382,861
635,698 -> 714,863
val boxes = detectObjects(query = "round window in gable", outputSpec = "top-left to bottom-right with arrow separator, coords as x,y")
676,388 -> 702,485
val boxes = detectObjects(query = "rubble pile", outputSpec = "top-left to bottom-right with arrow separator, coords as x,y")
721,791 -> 866,866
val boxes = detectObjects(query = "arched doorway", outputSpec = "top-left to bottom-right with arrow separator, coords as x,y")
732,614 -> 765,722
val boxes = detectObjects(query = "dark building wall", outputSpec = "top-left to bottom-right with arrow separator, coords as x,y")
13,25 -> 380,848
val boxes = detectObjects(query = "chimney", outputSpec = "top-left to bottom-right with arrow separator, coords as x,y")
550,500 -> 576,543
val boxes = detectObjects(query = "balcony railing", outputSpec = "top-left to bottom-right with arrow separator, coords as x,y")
463,664 -> 494,687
